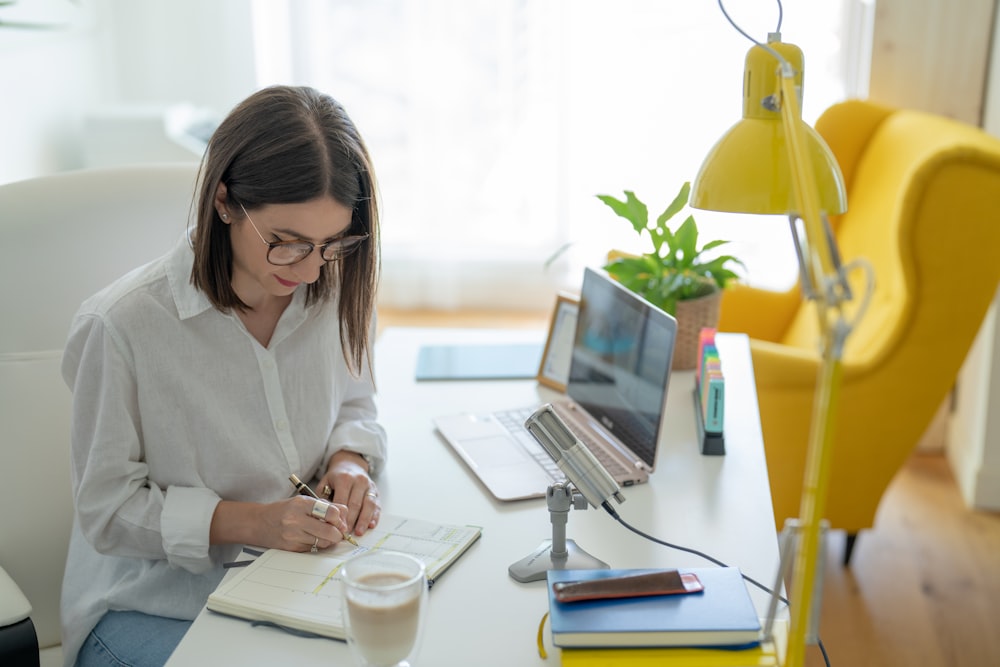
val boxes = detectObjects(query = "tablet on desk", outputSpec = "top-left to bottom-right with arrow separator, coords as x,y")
415,343 -> 543,381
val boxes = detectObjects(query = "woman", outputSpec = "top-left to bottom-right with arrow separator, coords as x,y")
60,85 -> 386,667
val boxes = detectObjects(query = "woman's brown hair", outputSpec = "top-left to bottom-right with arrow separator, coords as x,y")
190,85 -> 380,375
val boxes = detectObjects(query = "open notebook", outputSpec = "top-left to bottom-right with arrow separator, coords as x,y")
434,267 -> 677,501
206,515 -> 481,639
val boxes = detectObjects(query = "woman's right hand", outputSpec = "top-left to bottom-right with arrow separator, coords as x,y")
211,495 -> 351,552
266,495 -> 351,552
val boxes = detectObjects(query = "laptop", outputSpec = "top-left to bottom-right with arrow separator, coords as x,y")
432,267 -> 678,501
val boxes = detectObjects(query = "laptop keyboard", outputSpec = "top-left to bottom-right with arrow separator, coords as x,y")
495,407 -> 563,480
494,406 -> 631,479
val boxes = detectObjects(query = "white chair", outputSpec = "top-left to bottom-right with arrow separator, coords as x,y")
0,164 -> 199,667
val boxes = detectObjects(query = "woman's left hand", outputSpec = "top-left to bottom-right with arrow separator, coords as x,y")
317,451 -> 380,537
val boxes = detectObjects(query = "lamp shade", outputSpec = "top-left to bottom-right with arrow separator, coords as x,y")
690,37 -> 847,216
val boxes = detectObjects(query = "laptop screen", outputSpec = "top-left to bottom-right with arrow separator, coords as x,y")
566,268 -> 677,469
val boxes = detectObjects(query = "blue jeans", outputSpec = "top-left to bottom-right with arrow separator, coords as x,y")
76,610 -> 192,667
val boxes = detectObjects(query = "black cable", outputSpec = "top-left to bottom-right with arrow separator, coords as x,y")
820,637 -> 831,665
601,501 -> 781,600
601,500 -> 832,667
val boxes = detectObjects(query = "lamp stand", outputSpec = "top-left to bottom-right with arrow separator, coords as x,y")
689,13 -> 872,660
763,518 -> 830,644
773,63 -> 858,667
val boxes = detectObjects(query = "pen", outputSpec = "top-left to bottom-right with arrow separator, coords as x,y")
288,474 -> 360,546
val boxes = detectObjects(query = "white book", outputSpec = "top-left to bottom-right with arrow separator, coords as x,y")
206,514 -> 482,639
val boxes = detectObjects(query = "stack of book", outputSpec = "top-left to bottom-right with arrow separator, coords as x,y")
547,567 -> 783,666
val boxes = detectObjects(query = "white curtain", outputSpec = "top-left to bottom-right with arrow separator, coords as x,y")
251,0 -> 873,310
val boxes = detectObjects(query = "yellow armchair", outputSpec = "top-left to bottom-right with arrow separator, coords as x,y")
718,100 -> 1000,565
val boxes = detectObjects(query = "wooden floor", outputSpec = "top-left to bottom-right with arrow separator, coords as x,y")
377,308 -> 1000,667
807,452 -> 1000,667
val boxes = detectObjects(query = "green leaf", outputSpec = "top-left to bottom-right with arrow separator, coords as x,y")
640,253 -> 663,276
649,225 -> 671,257
672,216 -> 699,269
603,257 -> 648,288
655,181 -> 691,228
543,242 -> 574,270
703,254 -> 747,272
700,238 -> 730,253
698,255 -> 746,287
597,191 -> 648,236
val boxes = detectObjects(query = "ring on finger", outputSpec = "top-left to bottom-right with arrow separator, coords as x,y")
311,499 -> 330,520
366,491 -> 378,500
311,536 -> 319,553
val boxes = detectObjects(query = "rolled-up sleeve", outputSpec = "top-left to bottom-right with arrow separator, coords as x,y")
160,486 -> 223,572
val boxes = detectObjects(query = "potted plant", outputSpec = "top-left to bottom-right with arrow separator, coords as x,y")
598,181 -> 745,369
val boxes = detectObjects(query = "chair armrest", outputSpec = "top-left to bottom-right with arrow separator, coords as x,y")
749,339 -> 824,388
718,283 -> 801,343
0,566 -> 31,627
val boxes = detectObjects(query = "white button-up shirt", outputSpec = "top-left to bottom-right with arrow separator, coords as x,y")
59,236 -> 387,666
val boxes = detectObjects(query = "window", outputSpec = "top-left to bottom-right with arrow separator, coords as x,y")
252,0 -> 873,309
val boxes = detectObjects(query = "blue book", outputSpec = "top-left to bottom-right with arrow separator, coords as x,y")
547,567 -> 761,649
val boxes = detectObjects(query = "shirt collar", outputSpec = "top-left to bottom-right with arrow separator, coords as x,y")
166,235 -> 216,320
165,234 -> 313,327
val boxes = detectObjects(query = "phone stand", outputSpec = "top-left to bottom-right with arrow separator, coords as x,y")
508,481 -> 609,583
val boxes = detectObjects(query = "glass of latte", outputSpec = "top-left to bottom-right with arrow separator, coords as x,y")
340,551 -> 428,667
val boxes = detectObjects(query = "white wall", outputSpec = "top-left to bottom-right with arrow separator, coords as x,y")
0,3 -> 102,183
0,0 -> 256,185
986,4 -> 1000,133
94,0 -> 255,109
946,3 -> 1000,511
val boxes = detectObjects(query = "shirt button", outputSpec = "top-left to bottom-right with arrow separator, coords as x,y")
276,419 -> 288,431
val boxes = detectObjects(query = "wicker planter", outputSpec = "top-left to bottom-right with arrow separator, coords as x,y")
671,288 -> 722,370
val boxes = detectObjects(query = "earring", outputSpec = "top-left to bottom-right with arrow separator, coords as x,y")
221,213 -> 229,221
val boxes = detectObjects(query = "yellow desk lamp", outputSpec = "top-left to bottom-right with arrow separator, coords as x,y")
691,3 -> 872,666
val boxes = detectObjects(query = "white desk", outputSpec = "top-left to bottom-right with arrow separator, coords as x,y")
167,328 -> 780,666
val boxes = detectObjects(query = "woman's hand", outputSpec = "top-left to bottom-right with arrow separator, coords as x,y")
317,450 -> 381,537
212,495 -> 352,553
266,495 -> 352,552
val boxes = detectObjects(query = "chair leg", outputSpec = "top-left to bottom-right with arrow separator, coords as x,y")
843,532 -> 858,566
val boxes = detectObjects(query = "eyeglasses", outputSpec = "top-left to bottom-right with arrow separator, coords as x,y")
237,202 -> 369,266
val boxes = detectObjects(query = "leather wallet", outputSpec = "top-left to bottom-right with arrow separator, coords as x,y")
551,569 -> 704,603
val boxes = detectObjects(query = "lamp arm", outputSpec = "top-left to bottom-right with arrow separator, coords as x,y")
791,213 -> 854,298
778,65 -> 837,291
776,63 -> 847,667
